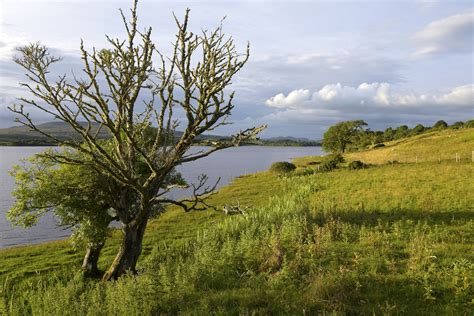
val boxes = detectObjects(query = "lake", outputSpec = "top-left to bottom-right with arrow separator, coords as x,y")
0,146 -> 323,248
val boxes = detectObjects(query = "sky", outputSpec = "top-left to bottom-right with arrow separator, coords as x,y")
0,0 -> 473,139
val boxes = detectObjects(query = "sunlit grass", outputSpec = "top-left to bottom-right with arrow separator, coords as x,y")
347,128 -> 474,164
1,128 -> 473,314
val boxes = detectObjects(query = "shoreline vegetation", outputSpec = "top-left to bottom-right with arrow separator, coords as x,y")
1,128 -> 473,314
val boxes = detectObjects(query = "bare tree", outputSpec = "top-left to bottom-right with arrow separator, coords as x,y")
10,0 -> 265,280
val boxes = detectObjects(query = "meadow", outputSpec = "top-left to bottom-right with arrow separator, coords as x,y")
1,129 -> 473,315
347,128 -> 474,164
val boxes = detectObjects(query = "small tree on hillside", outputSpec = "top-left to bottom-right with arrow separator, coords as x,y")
394,125 -> 409,139
433,120 -> 448,129
383,127 -> 395,141
410,124 -> 425,136
322,120 -> 367,153
9,0 -> 265,280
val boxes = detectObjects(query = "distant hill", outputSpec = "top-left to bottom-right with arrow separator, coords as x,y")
0,122 -> 320,146
261,136 -> 321,146
265,136 -> 311,142
0,122 -> 225,146
0,122 -> 110,146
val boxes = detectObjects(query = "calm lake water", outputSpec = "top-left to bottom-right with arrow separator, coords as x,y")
0,146 -> 323,248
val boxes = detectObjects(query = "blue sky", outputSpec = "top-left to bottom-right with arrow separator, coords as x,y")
0,0 -> 473,138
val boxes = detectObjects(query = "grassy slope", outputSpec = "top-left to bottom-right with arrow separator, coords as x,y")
293,128 -> 474,166
347,128 -> 474,164
0,172 -> 280,283
1,129 -> 473,314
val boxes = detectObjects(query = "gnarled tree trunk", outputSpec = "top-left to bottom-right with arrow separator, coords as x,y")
102,213 -> 150,281
82,241 -> 105,275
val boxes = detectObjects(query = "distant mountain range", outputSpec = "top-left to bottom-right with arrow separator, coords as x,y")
0,122 -> 321,146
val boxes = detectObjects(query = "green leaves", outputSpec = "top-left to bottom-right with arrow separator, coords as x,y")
322,120 -> 368,153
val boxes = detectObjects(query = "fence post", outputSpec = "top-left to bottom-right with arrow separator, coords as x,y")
472,150 -> 474,163
415,156 -> 418,164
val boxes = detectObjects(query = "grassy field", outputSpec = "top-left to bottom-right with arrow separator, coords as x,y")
348,128 -> 474,164
294,128 -> 474,166
1,129 -> 473,314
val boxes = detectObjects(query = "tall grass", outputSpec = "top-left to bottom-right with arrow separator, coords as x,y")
3,161 -> 473,315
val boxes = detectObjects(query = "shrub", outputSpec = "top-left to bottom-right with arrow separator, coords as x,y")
269,162 -> 296,174
433,120 -> 448,129
324,154 -> 345,164
465,120 -> 474,128
348,160 -> 366,170
450,121 -> 464,129
319,154 -> 344,172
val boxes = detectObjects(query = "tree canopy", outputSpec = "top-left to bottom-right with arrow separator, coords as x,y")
433,120 -> 448,129
322,120 -> 368,153
8,145 -> 185,274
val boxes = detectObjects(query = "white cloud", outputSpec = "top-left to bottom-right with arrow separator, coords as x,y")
265,82 -> 474,111
413,10 -> 474,58
435,84 -> 473,105
265,89 -> 310,108
0,32 -> 29,61
260,82 -> 473,136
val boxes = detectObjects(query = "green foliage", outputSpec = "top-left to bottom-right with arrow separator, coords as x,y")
383,127 -> 395,141
450,121 -> 464,129
7,145 -> 184,256
8,150 -> 113,250
410,124 -> 425,136
465,120 -> 474,128
322,120 -> 368,153
348,160 -> 366,170
321,119 -> 473,156
433,120 -> 448,129
319,154 -> 344,172
269,161 -> 296,174
394,125 -> 410,140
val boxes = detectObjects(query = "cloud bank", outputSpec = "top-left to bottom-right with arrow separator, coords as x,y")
263,83 -> 473,132
266,83 -> 473,110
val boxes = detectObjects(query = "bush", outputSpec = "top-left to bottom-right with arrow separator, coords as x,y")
465,120 -> 474,128
269,162 -> 296,174
348,160 -> 366,170
325,154 -> 345,164
319,154 -> 344,172
450,121 -> 464,129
